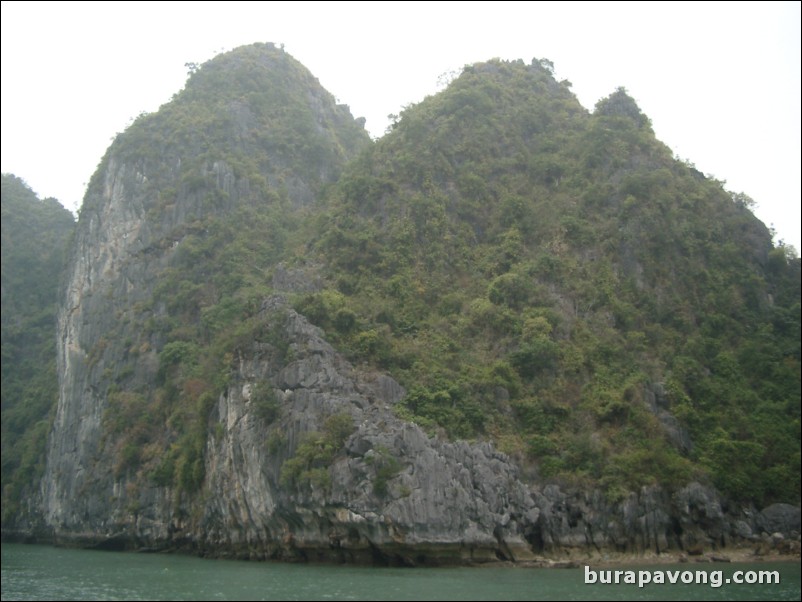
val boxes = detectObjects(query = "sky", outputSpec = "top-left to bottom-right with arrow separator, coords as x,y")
2,1 -> 800,251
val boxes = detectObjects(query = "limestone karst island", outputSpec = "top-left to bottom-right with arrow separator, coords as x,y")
2,43 -> 799,565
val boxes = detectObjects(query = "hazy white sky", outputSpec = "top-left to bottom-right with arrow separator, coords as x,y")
2,1 -> 799,250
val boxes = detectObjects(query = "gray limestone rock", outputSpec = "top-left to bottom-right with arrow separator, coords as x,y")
756,504 -> 801,537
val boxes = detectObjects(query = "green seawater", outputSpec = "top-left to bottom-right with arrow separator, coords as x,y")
1,543 -> 799,601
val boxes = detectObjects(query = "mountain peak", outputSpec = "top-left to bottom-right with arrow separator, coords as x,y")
183,42 -> 317,100
85,43 -> 369,216
594,86 -> 651,129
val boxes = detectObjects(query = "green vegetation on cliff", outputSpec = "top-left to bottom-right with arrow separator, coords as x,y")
306,60 -> 800,505
70,44 -> 370,495
1,174 -> 75,522
3,47 -> 799,532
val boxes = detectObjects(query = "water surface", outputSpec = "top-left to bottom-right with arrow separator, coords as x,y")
2,543 -> 799,601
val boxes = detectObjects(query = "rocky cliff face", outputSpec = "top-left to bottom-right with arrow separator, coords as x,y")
29,45 -> 799,563
43,269 -> 542,562
42,286 -> 801,563
192,295 -> 539,563
37,44 -> 544,563
41,43 -> 372,539
44,154 -> 155,530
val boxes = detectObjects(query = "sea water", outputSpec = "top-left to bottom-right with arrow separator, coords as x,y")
1,543 -> 799,601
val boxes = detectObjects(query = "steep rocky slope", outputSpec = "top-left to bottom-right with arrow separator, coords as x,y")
41,42 -> 369,540
5,45 -> 798,562
34,44 -> 546,563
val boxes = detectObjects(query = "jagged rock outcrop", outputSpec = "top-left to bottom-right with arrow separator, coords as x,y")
40,289 -> 542,563
525,481 -> 726,557
197,296 -> 539,564
756,504 -> 801,537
